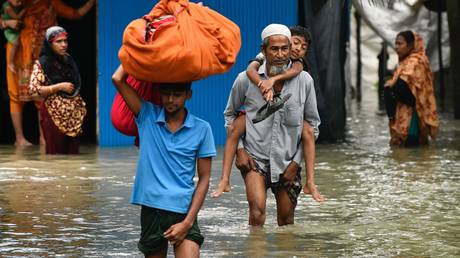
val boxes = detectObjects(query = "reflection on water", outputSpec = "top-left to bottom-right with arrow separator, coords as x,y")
1,95 -> 459,257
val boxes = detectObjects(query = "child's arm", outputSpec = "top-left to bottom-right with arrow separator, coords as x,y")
246,60 -> 275,101
112,65 -> 142,116
4,6 -> 21,19
247,59 -> 304,101
164,157 -> 212,245
270,60 -> 304,84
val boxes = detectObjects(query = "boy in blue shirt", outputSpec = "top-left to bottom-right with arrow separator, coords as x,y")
112,65 -> 216,258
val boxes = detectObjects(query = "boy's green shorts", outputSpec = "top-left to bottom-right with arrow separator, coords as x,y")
138,205 -> 204,256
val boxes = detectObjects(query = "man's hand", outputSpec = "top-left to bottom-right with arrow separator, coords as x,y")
235,148 -> 255,173
164,221 -> 192,246
281,161 -> 299,187
303,181 -> 324,202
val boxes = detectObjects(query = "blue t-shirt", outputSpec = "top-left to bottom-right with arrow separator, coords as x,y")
131,101 -> 216,214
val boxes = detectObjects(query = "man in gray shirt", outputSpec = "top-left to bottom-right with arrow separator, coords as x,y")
223,24 -> 320,227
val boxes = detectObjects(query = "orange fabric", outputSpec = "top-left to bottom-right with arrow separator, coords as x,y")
118,0 -> 241,82
386,33 -> 439,146
11,0 -> 80,107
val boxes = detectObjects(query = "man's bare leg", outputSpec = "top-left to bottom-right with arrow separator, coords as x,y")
174,239 -> 199,258
244,171 -> 267,227
274,188 -> 295,226
11,112 -> 32,146
145,243 -> 167,258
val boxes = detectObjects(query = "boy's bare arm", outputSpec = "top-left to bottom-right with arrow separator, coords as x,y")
246,60 -> 273,100
164,157 -> 212,245
246,60 -> 262,85
184,157 -> 211,226
270,60 -> 304,83
111,65 -> 142,115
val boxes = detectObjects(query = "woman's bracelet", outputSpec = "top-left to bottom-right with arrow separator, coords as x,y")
257,81 -> 263,88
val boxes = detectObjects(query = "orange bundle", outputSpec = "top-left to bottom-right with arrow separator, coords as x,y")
118,0 -> 241,82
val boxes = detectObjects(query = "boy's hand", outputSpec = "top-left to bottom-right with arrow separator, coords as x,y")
303,181 -> 324,202
211,179 -> 231,198
258,79 -> 275,101
263,90 -> 273,102
164,221 -> 192,246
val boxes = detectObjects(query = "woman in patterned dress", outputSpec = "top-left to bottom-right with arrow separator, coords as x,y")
384,30 -> 439,147
1,0 -> 94,146
28,26 -> 86,154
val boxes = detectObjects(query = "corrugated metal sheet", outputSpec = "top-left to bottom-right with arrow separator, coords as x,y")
98,0 -> 297,146
98,0 -> 154,146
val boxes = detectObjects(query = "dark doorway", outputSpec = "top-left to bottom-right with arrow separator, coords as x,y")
0,0 -> 97,144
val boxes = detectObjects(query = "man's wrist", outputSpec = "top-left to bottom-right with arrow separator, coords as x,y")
182,219 -> 193,229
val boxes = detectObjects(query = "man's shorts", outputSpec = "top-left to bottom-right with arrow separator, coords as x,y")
138,206 -> 204,256
241,162 -> 302,206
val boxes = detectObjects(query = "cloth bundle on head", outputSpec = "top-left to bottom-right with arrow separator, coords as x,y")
118,0 -> 241,83
261,24 -> 291,41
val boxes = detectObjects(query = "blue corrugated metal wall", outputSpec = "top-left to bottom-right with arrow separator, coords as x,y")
98,0 -> 298,146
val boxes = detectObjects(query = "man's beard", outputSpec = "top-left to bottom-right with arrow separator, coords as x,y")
269,64 -> 288,76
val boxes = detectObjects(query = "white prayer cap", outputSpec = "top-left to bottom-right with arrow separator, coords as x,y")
261,24 -> 291,41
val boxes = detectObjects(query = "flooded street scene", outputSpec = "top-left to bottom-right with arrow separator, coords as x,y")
1,90 -> 459,257
0,0 -> 459,257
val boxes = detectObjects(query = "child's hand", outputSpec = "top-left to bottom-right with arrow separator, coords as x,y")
258,78 -> 275,101
263,90 -> 273,102
210,179 -> 231,198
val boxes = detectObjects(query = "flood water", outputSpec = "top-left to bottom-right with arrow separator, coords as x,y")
1,92 -> 459,257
